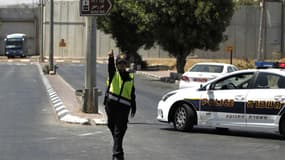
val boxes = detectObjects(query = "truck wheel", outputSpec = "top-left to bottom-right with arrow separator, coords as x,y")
173,103 -> 194,131
280,116 -> 285,136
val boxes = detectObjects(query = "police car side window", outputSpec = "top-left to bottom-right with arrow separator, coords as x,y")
254,73 -> 283,89
213,73 -> 254,90
278,76 -> 285,88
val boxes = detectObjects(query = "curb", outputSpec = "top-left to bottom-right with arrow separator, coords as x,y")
135,71 -> 179,84
135,71 -> 162,80
36,63 -> 91,125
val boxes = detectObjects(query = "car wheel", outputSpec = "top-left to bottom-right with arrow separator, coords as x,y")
280,116 -> 285,136
173,103 -> 194,131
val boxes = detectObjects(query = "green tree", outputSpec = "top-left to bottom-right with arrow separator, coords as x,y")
146,0 -> 235,73
97,0 -> 154,64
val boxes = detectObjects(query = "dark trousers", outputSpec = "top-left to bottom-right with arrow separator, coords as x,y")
105,104 -> 130,160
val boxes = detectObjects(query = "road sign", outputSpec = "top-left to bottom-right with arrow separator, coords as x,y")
226,45 -> 233,53
80,0 -> 112,16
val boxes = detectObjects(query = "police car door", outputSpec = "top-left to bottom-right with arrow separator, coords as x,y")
246,72 -> 285,129
199,72 -> 255,128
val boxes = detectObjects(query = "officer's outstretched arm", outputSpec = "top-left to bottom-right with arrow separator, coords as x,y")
108,50 -> 116,78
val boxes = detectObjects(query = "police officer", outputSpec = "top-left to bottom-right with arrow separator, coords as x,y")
104,50 -> 136,160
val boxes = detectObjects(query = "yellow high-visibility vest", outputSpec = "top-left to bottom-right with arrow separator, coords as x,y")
106,72 -> 134,105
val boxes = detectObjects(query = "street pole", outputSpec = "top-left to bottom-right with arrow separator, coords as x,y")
257,0 -> 265,61
80,0 -> 111,113
49,0 -> 54,73
281,0 -> 285,58
230,49 -> 233,64
83,16 -> 99,113
40,0 -> 44,62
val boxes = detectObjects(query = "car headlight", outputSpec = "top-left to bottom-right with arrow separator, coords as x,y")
162,92 -> 177,101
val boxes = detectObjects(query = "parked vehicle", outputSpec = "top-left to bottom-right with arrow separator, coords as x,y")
179,62 -> 238,88
4,33 -> 28,58
157,62 -> 285,135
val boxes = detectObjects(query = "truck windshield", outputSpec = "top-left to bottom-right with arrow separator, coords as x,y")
5,38 -> 23,49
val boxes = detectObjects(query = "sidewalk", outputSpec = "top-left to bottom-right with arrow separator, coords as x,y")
39,63 -> 174,125
46,74 -> 106,125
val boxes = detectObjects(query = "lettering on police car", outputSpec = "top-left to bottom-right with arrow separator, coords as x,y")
225,114 -> 245,119
201,99 -> 234,108
248,115 -> 268,120
247,100 -> 283,110
225,114 -> 268,120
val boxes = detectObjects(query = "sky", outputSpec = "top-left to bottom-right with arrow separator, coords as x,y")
1,0 -> 39,6
0,0 -> 77,6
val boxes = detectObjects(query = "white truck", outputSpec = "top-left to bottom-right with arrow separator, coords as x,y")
4,33 -> 28,58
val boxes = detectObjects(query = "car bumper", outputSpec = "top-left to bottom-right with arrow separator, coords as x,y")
179,80 -> 204,89
157,100 -> 171,122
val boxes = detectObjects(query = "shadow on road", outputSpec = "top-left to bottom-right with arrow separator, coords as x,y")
129,122 -> 165,126
160,127 -> 285,140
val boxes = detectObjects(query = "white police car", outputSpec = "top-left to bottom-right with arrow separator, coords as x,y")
157,62 -> 285,135
179,62 -> 238,88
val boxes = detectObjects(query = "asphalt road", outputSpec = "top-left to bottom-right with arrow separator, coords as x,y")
0,62 -> 112,160
56,63 -> 285,160
56,63 -> 178,124
1,62 -> 285,160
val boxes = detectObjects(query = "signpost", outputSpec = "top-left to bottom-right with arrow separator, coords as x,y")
80,0 -> 112,16
80,0 -> 112,113
226,45 -> 233,64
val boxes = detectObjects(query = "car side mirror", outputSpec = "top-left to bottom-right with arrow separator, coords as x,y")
206,85 -> 211,91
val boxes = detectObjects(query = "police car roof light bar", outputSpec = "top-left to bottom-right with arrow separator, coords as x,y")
255,61 -> 285,69
278,62 -> 285,68
255,61 -> 276,69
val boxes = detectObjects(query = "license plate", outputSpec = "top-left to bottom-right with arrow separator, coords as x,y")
193,78 -> 208,82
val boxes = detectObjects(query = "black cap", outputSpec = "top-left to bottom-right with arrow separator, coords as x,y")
116,53 -> 127,64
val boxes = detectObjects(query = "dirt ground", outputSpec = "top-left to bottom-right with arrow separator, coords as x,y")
144,58 -> 256,72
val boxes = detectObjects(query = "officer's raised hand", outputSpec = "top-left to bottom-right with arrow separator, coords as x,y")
108,49 -> 113,57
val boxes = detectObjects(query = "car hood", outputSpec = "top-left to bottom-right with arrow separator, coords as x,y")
169,86 -> 200,95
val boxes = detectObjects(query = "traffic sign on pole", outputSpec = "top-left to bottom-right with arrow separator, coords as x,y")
80,0 -> 112,113
80,0 -> 112,16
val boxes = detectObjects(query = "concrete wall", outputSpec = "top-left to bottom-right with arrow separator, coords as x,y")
1,1 -> 281,60
0,7 -> 39,56
43,1 -> 85,58
43,1 -> 283,60
43,0 -> 121,59
195,3 -> 283,60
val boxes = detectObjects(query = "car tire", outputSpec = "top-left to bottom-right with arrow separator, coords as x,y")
280,116 -> 285,136
173,103 -> 194,131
